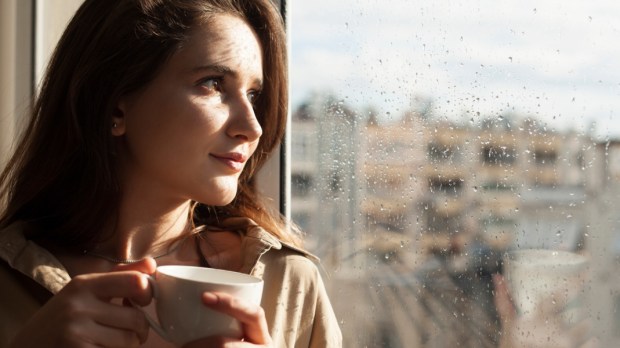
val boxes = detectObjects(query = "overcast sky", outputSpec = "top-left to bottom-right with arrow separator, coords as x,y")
289,0 -> 620,139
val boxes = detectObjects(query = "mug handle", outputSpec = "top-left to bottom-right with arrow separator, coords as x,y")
129,275 -> 170,341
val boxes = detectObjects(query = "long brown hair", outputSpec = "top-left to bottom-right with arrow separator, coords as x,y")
0,0 -> 300,248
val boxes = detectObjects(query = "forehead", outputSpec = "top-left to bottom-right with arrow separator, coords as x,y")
172,14 -> 263,78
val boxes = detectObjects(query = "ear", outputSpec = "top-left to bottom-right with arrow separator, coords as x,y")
111,99 -> 128,136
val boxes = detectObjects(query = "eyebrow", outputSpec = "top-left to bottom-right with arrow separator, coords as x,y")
192,64 -> 263,88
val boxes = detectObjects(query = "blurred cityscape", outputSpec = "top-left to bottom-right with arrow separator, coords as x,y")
291,94 -> 620,347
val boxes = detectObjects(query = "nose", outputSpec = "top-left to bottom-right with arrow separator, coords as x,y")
226,95 -> 263,142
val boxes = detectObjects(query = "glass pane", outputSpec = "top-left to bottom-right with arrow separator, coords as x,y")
290,1 -> 620,346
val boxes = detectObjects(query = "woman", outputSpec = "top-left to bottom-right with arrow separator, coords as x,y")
0,0 -> 341,346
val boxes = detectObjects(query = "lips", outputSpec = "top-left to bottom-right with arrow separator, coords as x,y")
210,152 -> 247,172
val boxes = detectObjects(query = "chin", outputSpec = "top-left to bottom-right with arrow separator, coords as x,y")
200,182 -> 238,206
216,194 -> 237,206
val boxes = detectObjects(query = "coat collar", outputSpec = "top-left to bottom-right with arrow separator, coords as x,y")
204,217 -> 320,275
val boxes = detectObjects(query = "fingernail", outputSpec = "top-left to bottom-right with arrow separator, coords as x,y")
203,292 -> 218,304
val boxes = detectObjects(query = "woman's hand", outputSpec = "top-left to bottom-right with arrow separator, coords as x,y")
182,292 -> 272,348
493,274 -> 598,348
10,259 -> 156,348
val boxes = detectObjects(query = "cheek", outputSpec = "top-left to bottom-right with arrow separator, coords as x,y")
184,100 -> 227,134
250,135 -> 262,154
124,102 -> 215,166
151,101 -> 222,147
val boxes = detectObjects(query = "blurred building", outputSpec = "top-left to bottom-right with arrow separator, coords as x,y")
290,95 -> 364,277
357,113 -> 597,258
291,98 -> 616,346
361,111 -> 427,266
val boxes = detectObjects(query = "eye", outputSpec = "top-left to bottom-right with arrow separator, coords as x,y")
247,90 -> 261,105
197,77 -> 222,92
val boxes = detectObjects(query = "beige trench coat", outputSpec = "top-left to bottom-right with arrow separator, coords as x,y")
0,218 -> 342,347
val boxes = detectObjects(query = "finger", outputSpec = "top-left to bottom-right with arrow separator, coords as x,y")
202,292 -> 272,345
92,302 -> 150,344
70,272 -> 151,306
79,317 -> 142,348
112,259 -> 157,306
112,257 -> 157,275
493,274 -> 516,325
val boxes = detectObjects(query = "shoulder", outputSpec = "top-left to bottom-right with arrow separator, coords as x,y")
0,260 -> 46,347
0,223 -> 57,346
0,221 -> 70,294
248,226 -> 324,289
261,243 -> 323,285
222,216 -> 325,290
213,217 -> 321,277
218,218 -> 342,346
257,241 -> 342,347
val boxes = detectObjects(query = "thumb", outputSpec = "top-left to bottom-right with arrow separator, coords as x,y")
112,257 -> 157,275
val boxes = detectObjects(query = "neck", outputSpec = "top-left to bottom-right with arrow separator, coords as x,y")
95,199 -> 193,262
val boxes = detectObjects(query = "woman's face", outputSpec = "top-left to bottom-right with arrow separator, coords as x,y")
115,14 -> 263,206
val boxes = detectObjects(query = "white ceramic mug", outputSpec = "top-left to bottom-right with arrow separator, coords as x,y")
135,265 -> 264,346
503,249 -> 588,323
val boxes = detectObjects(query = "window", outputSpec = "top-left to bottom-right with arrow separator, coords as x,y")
427,142 -> 460,163
291,173 -> 313,197
1,0 -> 86,168
533,149 -> 557,166
291,1 -> 620,346
481,181 -> 514,191
481,145 -> 517,166
428,177 -> 463,196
